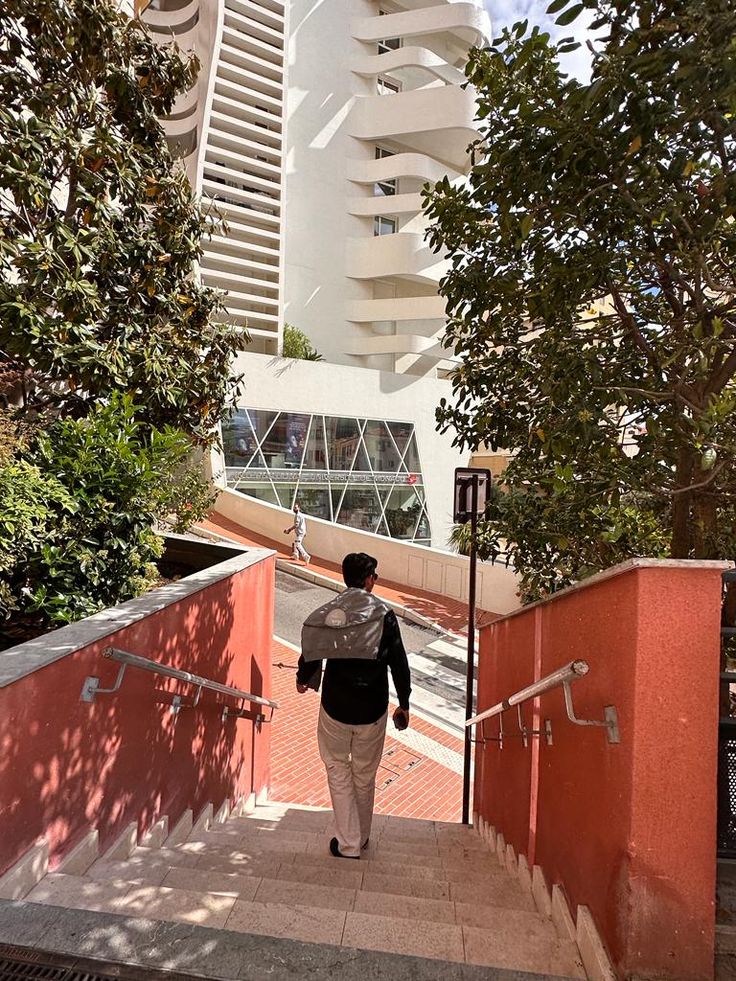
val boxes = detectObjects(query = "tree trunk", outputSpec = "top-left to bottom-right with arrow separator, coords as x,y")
693,483 -> 719,559
670,446 -> 695,558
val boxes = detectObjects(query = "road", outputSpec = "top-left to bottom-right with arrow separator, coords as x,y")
274,569 -> 471,734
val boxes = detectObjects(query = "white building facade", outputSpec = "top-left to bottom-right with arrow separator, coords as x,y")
143,0 -> 491,548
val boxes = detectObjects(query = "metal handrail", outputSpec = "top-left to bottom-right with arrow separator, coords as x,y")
466,659 -> 619,745
465,660 -> 589,728
80,647 -> 278,726
103,647 -> 278,710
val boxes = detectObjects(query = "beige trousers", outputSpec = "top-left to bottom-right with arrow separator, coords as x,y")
292,535 -> 310,562
317,705 -> 388,857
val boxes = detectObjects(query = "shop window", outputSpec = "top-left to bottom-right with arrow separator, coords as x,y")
224,410 -> 431,543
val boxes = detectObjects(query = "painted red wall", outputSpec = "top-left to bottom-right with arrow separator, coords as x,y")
474,561 -> 724,981
476,612 -> 536,860
0,554 -> 275,874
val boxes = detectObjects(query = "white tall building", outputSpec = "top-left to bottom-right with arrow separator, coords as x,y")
143,0 -> 491,547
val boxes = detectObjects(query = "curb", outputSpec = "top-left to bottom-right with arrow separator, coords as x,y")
275,558 -> 454,637
192,523 -> 463,639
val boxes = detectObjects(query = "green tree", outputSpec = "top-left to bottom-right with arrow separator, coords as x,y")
0,397 -> 215,645
426,0 -> 736,599
0,0 -> 245,439
282,323 -> 323,361
0,0 -> 243,640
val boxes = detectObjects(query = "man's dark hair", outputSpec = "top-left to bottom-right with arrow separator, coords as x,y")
342,552 -> 378,588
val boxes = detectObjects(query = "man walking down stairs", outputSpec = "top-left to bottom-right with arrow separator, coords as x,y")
6,799 -> 586,979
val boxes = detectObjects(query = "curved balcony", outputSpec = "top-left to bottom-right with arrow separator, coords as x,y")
344,333 -> 455,365
351,3 -> 490,50
348,192 -> 423,217
166,83 -> 199,120
346,233 -> 448,285
144,0 -> 199,35
347,295 -> 447,324
347,152 -> 461,188
353,47 -> 465,86
349,86 -> 478,171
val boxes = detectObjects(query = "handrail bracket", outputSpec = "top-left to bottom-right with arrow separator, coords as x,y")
80,665 -> 127,702
561,682 -> 620,744
222,701 -> 276,730
516,703 -> 543,748
469,716 -> 503,748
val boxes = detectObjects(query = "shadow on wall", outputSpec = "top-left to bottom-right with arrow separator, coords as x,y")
0,552 -> 275,875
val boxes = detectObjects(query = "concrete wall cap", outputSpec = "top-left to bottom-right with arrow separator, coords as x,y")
487,556 -> 733,627
0,547 -> 275,689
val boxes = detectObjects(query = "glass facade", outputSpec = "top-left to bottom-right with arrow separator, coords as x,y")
222,410 -> 431,544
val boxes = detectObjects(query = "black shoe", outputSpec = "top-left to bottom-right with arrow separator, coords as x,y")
329,836 -> 360,860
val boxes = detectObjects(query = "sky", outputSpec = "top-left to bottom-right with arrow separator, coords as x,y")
483,0 -> 596,81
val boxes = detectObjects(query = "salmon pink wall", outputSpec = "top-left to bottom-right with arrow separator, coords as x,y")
473,559 -> 726,981
476,612 -> 536,860
0,551 -> 275,875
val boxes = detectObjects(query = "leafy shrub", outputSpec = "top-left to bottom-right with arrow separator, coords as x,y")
0,397 -> 216,641
282,323 -> 323,361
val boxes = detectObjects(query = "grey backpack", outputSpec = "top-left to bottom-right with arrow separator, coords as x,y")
301,589 -> 388,663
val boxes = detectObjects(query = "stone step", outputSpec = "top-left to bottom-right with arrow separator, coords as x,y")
15,797 -> 585,979
187,819 -> 489,852
81,853 -> 533,911
22,874 -> 582,976
34,840 -> 540,919
0,899 -> 584,981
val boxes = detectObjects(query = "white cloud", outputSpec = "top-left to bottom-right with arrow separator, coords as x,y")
483,1 -> 597,82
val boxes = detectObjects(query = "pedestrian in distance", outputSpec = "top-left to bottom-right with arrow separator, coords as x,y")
284,501 -> 310,564
296,552 -> 411,859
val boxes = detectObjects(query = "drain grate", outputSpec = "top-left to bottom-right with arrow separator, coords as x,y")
0,946 -> 197,981
0,956 -> 109,980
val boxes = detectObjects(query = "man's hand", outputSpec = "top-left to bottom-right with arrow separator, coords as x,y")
392,707 -> 409,731
296,682 -> 308,694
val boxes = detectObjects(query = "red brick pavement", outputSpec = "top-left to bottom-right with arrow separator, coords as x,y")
269,639 -> 463,823
199,512 -> 485,822
199,513 -> 499,633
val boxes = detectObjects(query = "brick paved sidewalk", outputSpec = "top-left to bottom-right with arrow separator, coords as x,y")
269,639 -> 464,823
199,513 -> 482,823
199,513 -> 499,634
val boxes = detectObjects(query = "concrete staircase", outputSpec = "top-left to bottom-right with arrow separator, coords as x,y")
16,801 -> 586,979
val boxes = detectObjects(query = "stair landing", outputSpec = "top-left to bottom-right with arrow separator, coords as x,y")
14,802 -> 585,979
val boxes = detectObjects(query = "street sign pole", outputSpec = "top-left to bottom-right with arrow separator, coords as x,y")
454,466 -> 490,827
462,476 -> 478,825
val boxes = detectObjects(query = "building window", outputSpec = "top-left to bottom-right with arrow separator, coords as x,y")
376,76 -> 400,96
378,36 -> 401,54
222,410 -> 432,543
373,147 -> 397,196
374,178 -> 396,196
374,216 -> 397,236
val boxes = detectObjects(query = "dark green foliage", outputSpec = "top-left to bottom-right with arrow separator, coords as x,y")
426,0 -> 736,599
0,0 -> 245,438
0,397 -> 216,643
0,0 -> 244,639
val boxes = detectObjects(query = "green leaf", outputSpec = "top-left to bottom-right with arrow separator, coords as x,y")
555,3 -> 584,26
